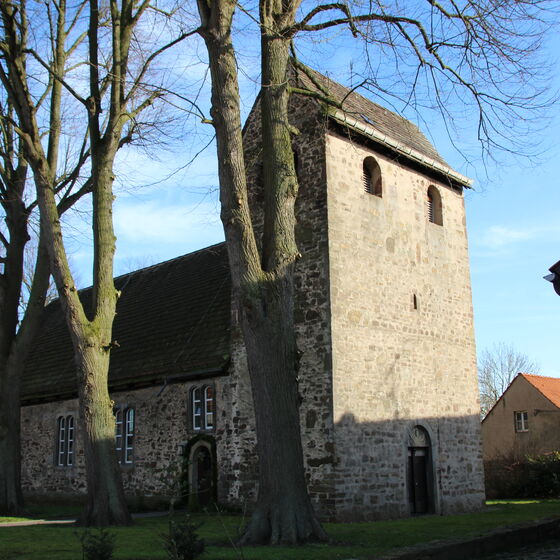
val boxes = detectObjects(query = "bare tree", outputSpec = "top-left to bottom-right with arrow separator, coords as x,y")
0,0 -> 195,525
0,2 -> 91,513
197,0 -> 555,545
479,343 -> 540,417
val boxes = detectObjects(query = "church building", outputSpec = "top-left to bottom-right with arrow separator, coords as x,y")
20,66 -> 485,521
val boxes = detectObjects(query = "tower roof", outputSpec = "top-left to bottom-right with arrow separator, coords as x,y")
293,64 -> 472,187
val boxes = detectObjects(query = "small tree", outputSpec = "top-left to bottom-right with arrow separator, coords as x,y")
479,342 -> 540,416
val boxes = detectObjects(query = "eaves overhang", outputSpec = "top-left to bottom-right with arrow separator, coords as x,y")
329,109 -> 473,188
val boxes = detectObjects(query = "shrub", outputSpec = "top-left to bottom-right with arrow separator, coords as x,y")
163,515 -> 205,560
484,452 -> 560,499
78,528 -> 116,560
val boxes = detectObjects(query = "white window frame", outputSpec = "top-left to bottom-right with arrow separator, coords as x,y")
114,406 -> 134,464
192,388 -> 202,431
56,415 -> 74,467
515,411 -> 529,432
191,385 -> 215,431
124,408 -> 134,464
204,386 -> 214,430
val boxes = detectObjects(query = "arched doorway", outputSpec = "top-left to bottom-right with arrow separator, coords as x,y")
184,437 -> 217,510
407,425 -> 434,515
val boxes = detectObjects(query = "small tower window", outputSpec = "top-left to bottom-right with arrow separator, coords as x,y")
427,186 -> 443,225
363,157 -> 382,197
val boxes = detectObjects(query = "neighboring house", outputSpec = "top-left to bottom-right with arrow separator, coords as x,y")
481,373 -> 560,462
20,65 -> 485,521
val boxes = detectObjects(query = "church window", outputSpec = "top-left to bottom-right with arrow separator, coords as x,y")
115,406 -> 135,464
514,411 -> 529,432
56,415 -> 74,467
362,157 -> 382,197
427,186 -> 443,225
191,385 -> 215,431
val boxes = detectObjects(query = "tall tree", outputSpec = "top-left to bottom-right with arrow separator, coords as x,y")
0,0 -> 194,525
197,0 -> 555,545
479,343 -> 540,417
0,1 -> 91,514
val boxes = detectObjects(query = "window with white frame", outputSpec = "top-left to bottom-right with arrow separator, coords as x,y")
514,411 -> 529,432
56,415 -> 75,466
191,385 -> 215,431
115,406 -> 135,464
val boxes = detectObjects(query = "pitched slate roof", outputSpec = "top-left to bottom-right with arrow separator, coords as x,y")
293,65 -> 471,186
22,243 -> 231,405
521,373 -> 560,409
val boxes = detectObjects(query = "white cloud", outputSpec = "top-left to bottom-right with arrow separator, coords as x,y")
475,223 -> 560,252
478,225 -> 535,249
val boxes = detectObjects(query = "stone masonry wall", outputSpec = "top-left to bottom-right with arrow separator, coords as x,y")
21,377 -> 227,506
217,94 -> 337,518
325,131 -> 485,520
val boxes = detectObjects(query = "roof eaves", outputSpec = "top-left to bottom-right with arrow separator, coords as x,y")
329,108 -> 473,188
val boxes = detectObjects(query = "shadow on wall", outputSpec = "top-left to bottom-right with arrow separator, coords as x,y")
323,412 -> 486,521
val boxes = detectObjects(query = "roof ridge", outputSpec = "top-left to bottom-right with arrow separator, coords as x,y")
521,372 -> 560,380
294,63 -> 421,133
112,241 -> 226,283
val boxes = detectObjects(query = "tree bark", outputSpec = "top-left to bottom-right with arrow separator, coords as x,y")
197,0 -> 327,544
76,343 -> 130,526
0,353 -> 23,515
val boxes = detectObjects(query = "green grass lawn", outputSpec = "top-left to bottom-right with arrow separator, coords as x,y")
1,500 -> 559,560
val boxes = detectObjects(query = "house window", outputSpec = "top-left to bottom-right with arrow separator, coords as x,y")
427,186 -> 443,225
56,415 -> 75,467
362,156 -> 382,197
191,385 -> 215,431
115,406 -> 135,464
515,411 -> 529,432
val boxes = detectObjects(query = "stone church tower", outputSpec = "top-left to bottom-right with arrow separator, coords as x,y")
19,66 -> 484,522
218,66 -> 485,520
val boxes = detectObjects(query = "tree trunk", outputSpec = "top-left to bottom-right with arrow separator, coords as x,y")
197,0 -> 327,544
76,342 -> 131,526
0,354 -> 23,515
238,275 -> 327,544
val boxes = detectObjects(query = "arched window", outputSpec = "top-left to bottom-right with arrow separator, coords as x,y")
114,405 -> 135,464
190,385 -> 215,431
427,186 -> 443,225
362,156 -> 382,197
56,414 -> 74,467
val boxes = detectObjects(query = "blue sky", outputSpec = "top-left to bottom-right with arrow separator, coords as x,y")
61,11 -> 560,378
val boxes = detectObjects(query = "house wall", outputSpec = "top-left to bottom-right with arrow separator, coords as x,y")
21,378 -> 227,507
482,376 -> 560,461
325,131 -> 485,520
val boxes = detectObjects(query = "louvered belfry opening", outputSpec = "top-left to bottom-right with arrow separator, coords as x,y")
363,157 -> 382,197
427,191 -> 435,223
426,185 -> 443,225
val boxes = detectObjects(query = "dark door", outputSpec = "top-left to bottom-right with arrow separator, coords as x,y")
408,447 -> 429,514
194,446 -> 213,507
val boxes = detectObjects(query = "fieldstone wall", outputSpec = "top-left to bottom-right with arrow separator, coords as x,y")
21,377 -> 227,506
325,131 -> 485,520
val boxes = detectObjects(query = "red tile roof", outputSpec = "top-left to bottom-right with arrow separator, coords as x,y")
521,373 -> 560,409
